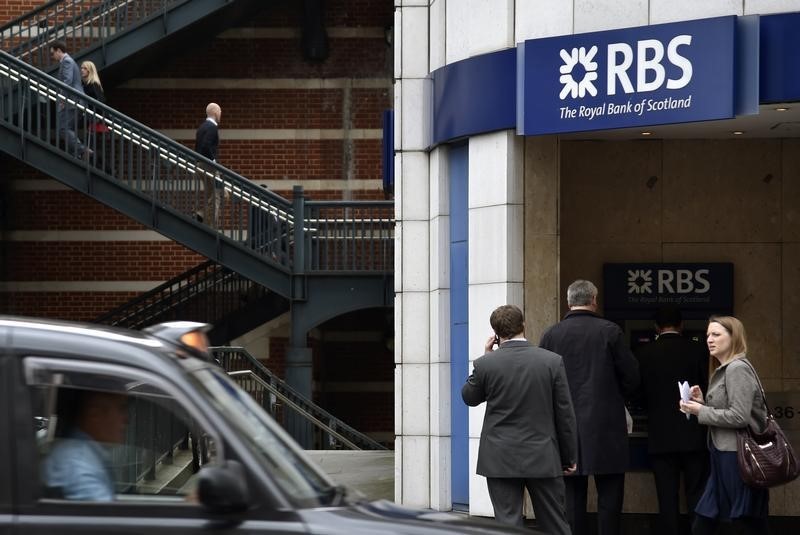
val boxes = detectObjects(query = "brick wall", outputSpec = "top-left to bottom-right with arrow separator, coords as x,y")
1,0 -> 395,441
0,0 -> 45,22
110,88 -> 389,130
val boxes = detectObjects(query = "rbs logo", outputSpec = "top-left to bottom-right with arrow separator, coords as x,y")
559,35 -> 693,101
628,269 -> 710,295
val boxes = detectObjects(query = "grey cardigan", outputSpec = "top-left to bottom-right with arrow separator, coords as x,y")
697,355 -> 767,451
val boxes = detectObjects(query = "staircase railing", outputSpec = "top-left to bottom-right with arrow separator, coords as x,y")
0,50 -> 394,280
0,48 -> 294,267
304,200 -> 394,273
0,0 -> 180,71
214,346 -> 387,451
93,259 -> 265,329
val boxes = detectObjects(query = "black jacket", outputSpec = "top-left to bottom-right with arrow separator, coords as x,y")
195,119 -> 218,161
540,310 -> 640,475
635,332 -> 708,454
82,81 -> 105,103
462,340 -> 577,478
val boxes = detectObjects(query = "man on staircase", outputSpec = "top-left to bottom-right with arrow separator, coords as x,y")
49,41 -> 90,160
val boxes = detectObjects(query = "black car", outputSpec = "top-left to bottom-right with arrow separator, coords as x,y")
0,316 -> 530,534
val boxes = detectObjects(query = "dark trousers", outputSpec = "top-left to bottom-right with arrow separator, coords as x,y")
486,476 -> 571,535
565,473 -> 625,535
57,106 -> 85,158
651,451 -> 710,535
692,514 -> 770,535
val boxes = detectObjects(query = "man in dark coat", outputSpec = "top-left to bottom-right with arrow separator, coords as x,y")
540,280 -> 640,535
463,304 -> 577,533
195,102 -> 223,226
635,307 -> 709,535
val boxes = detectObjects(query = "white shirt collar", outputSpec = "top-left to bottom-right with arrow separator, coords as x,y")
206,117 -> 218,126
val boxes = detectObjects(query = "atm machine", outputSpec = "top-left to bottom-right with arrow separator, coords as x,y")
602,262 -> 734,469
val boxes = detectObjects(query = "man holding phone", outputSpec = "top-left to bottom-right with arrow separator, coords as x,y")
462,305 -> 577,533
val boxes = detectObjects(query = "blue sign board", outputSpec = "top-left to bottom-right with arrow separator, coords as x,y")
518,17 -> 738,135
603,263 -> 733,320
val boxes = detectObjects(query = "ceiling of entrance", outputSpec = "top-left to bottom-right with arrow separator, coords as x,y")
560,102 -> 800,140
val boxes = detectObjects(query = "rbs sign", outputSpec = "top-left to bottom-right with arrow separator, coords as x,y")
606,36 -> 692,95
603,263 -> 734,319
518,16 -> 738,135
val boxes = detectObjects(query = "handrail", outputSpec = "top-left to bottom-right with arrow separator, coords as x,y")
93,260 -> 267,329
0,48 -> 294,269
0,0 -> 187,72
304,200 -> 394,273
0,49 -> 394,276
93,259 -> 219,325
213,346 -> 387,450
227,370 -> 360,450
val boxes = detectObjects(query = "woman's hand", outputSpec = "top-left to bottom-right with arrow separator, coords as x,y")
689,385 -> 704,403
679,399 -> 703,416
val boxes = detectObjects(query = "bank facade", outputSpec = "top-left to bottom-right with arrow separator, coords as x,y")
393,0 -> 800,522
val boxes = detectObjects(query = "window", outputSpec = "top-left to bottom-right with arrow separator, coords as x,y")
25,358 -> 218,503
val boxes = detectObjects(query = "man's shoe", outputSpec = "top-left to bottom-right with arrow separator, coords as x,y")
193,212 -> 204,223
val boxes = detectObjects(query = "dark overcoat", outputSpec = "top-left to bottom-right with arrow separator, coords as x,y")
461,340 -> 577,478
635,332 -> 709,454
540,310 -> 639,475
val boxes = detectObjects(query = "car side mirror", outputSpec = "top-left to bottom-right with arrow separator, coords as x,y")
197,460 -> 250,514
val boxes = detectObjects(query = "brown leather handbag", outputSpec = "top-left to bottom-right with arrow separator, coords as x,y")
735,360 -> 800,488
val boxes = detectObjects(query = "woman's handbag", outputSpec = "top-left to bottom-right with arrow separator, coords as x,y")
735,360 -> 800,488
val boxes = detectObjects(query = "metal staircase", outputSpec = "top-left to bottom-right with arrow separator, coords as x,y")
94,259 -> 289,345
0,0 -> 266,83
0,49 -> 394,301
214,346 -> 388,450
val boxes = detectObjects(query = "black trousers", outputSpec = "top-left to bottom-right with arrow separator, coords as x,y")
486,476 -> 571,535
650,451 -> 710,535
565,473 -> 625,535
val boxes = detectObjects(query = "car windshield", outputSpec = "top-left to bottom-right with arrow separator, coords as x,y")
190,366 -> 339,508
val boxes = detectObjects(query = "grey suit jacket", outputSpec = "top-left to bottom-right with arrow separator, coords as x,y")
697,356 -> 767,451
462,340 -> 577,478
59,54 -> 84,94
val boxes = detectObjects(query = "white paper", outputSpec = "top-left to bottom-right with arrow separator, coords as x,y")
678,381 -> 691,420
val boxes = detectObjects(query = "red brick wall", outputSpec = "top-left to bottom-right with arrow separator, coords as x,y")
0,0 -> 47,22
6,242 -> 203,280
1,0 -> 395,440
110,88 -> 389,130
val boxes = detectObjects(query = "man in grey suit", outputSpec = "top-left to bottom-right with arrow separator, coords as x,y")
463,304 -> 577,534
49,40 -> 88,159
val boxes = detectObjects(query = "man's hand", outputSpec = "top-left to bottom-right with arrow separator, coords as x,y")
484,334 -> 497,353
563,463 -> 577,476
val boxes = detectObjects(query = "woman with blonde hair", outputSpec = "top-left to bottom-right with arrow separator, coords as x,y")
80,61 -> 110,172
680,316 -> 770,534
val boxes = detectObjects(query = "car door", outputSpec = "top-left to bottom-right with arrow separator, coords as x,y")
11,354 -> 307,535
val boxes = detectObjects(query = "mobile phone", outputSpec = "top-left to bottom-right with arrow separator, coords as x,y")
494,335 -> 500,346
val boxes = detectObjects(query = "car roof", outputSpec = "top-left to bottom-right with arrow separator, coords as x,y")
0,315 -> 203,375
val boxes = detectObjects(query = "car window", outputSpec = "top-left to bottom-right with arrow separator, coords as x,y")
192,367 -> 336,508
25,358 -> 218,503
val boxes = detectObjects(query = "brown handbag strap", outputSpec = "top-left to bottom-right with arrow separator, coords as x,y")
735,357 -> 772,419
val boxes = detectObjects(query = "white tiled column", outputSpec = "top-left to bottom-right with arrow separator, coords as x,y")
466,130 -> 525,516
394,1 -> 433,508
